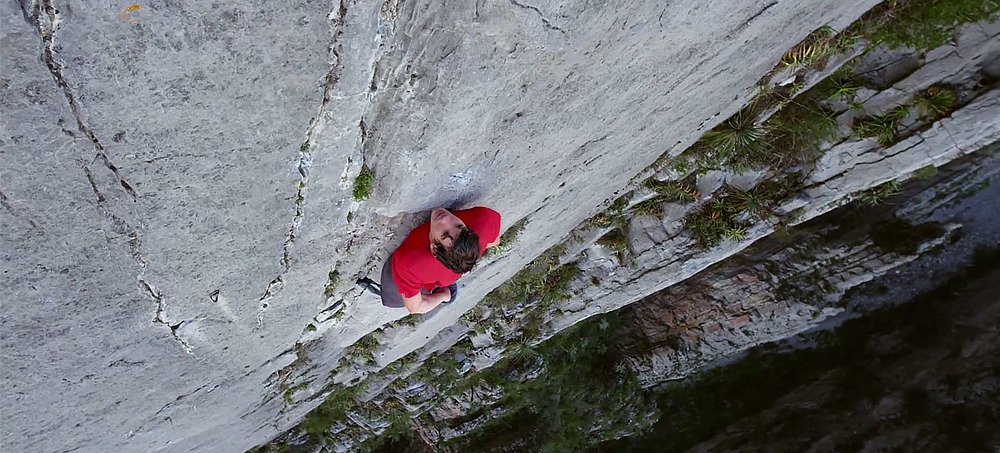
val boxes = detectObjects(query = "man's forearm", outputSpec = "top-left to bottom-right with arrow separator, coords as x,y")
403,291 -> 449,314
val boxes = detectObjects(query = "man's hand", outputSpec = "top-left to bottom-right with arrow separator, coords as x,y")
432,286 -> 452,302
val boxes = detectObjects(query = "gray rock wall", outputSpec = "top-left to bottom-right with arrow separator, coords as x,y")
1,0 -> 895,452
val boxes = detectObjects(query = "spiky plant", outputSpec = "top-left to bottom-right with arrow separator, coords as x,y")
723,226 -> 748,241
632,198 -> 665,217
852,106 -> 910,146
913,86 -> 956,119
508,335 -> 539,365
730,185 -> 772,220
816,68 -> 862,101
781,25 -> 836,68
765,100 -> 838,166
588,212 -> 614,228
646,178 -> 698,204
703,113 -> 766,158
860,179 -> 901,206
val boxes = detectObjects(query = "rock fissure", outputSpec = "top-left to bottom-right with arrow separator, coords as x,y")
81,162 -> 191,355
27,0 -> 137,201
745,2 -> 779,26
508,0 -> 565,35
255,0 -> 352,328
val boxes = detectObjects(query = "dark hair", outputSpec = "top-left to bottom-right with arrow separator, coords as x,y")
432,227 -> 481,273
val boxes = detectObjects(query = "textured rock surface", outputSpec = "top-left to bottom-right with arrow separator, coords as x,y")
336,19 -> 1000,448
11,0 -> 1000,452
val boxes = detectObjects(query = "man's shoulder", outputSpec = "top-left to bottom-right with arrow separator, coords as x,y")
454,207 -> 500,228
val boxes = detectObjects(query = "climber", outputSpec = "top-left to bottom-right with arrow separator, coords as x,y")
358,206 -> 501,314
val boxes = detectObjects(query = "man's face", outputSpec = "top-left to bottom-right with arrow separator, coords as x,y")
428,208 -> 467,249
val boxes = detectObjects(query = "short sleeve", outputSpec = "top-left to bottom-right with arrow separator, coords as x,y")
455,207 -> 501,253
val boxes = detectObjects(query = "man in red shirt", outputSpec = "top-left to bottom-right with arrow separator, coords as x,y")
372,206 -> 501,314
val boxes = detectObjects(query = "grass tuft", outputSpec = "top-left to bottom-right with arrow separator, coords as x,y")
481,245 -> 579,310
632,199 -> 665,217
913,165 -> 938,179
323,269 -> 340,298
815,67 -> 862,101
913,85 -> 956,119
597,228 -> 631,264
780,25 -> 837,69
764,99 -> 838,167
860,179 -> 902,206
645,178 -> 698,203
699,111 -> 767,171
852,106 -> 910,146
352,166 -> 375,201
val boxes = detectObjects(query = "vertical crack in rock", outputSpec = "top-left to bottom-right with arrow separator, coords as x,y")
22,1 -> 184,350
25,0 -> 138,201
508,0 -> 565,35
84,164 -> 194,354
256,0 -> 351,328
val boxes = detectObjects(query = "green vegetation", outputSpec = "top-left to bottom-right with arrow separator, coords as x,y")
632,198 -> 665,217
346,330 -> 381,365
730,185 -> 774,221
587,212 -> 615,228
815,67 -> 862,101
484,218 -> 527,259
700,111 -> 767,170
780,25 -> 838,69
913,85 -> 956,119
686,198 -> 749,248
645,178 -> 698,203
866,0 -> 1000,50
685,86 -> 837,173
299,382 -> 368,437
860,179 -> 902,206
323,269 -> 340,298
587,196 -> 628,229
682,175 -> 801,248
455,314 -> 658,453
497,218 -> 527,247
353,166 -> 375,201
763,98 -> 838,166
852,106 -> 910,146
481,244 -> 579,310
597,228 -> 631,263
913,165 -> 939,179
299,141 -> 310,152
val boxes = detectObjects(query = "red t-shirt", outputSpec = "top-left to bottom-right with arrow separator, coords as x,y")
391,207 -> 501,298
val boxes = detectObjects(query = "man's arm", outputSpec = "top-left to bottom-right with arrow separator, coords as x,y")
402,287 -> 451,314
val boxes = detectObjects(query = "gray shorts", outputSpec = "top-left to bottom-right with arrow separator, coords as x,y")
379,257 -> 404,308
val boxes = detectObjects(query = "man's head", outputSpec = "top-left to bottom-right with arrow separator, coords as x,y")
428,208 -> 480,273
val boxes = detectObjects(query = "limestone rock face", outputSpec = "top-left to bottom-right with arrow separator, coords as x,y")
12,0 -> 997,452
